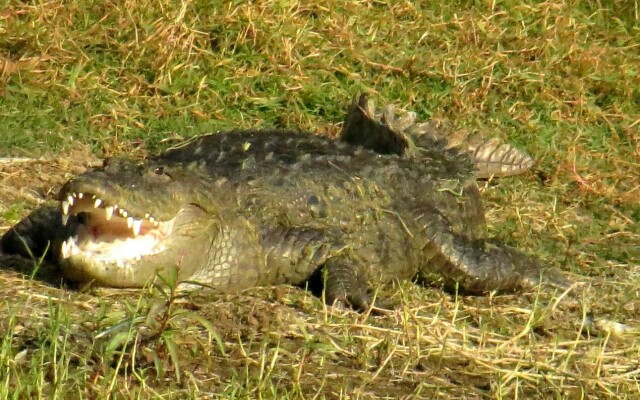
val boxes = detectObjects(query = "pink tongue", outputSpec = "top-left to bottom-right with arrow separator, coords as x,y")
89,221 -> 134,240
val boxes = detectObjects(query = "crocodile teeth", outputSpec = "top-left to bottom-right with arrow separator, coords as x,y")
131,219 -> 142,236
61,238 -> 77,259
61,239 -> 69,258
61,200 -> 70,215
60,194 -> 159,234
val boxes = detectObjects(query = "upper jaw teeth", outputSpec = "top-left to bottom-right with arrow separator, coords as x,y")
62,200 -> 70,215
60,191 -> 160,235
131,219 -> 142,236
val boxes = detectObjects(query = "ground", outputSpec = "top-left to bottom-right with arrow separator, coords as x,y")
0,1 -> 639,398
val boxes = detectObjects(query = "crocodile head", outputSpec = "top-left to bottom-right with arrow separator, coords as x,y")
56,157 -> 218,287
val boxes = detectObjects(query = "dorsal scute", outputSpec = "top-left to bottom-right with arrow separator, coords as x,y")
341,94 -> 536,179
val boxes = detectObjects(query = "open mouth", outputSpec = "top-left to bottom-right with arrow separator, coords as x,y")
59,191 -> 173,266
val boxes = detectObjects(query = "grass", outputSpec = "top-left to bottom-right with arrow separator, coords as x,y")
1,0 -> 639,398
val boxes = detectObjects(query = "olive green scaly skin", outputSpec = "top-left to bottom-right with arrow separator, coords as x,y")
0,95 -> 566,307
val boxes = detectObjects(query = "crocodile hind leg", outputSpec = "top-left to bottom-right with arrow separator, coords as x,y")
414,205 -> 571,294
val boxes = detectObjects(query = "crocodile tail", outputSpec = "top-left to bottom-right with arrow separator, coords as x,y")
0,205 -> 71,261
340,94 -> 410,156
0,205 -> 74,284
411,127 -> 536,179
341,94 -> 536,178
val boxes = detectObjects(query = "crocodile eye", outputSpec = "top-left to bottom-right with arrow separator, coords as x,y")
154,166 -> 165,175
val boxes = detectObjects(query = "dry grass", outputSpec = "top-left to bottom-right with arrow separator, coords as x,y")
0,0 -> 639,398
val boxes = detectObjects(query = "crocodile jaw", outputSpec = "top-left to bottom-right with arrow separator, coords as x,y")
59,215 -> 174,269
57,191 -> 179,285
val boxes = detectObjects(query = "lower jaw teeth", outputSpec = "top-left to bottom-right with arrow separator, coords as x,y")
60,236 -> 164,265
61,237 -> 76,258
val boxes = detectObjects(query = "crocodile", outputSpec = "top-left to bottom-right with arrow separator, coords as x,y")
0,95 -> 567,308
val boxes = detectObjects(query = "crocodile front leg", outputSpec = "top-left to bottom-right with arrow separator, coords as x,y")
320,257 -> 370,310
414,205 -> 571,294
259,226 -> 370,309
